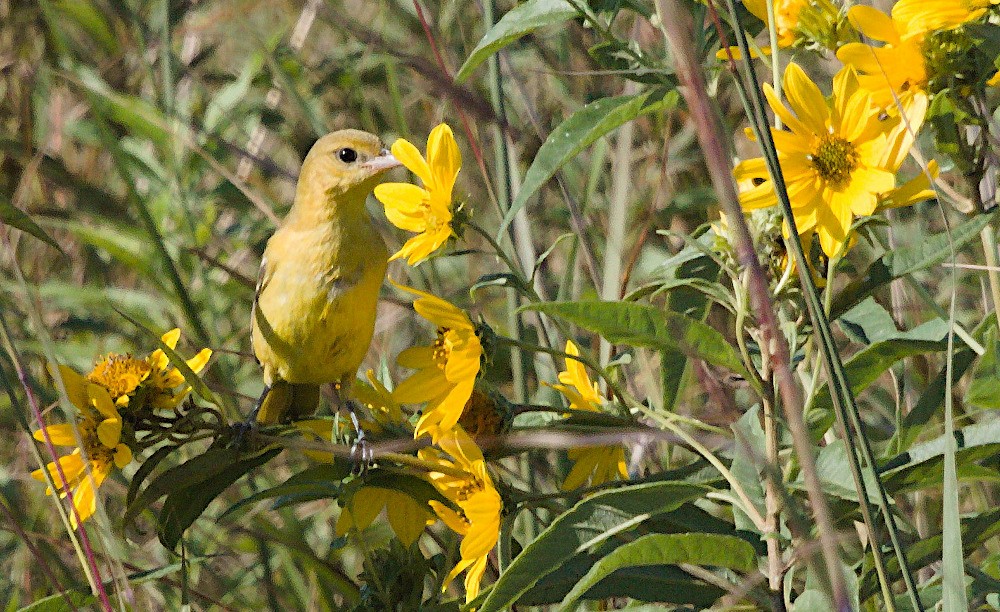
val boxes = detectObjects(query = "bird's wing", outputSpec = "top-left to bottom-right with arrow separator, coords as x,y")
249,253 -> 273,364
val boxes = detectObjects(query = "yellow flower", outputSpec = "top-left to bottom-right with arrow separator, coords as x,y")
837,0 -> 996,107
336,486 -> 433,547
31,382 -> 132,528
890,0 -> 995,37
86,328 -> 212,410
547,341 -> 628,491
391,281 -> 482,442
419,426 -> 501,603
296,371 -> 432,546
744,0 -> 806,48
734,63 -> 934,258
716,0 -> 806,60
374,123 -> 460,266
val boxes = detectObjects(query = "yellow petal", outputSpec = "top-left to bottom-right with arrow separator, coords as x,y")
394,367 -> 448,404
186,348 -> 212,374
50,364 -> 90,412
390,138 -> 434,187
880,161 -> 939,209
32,453 -> 86,488
339,487 -> 387,534
847,5 -> 900,44
429,500 -> 470,535
462,555 -> 489,603
88,384 -> 119,420
783,63 -> 830,135
96,417 -> 122,449
762,85 -> 809,137
160,328 -> 181,350
385,490 -> 431,546
397,346 -> 436,369
148,349 -> 169,371
426,123 -> 461,200
33,424 -> 79,446
114,444 -> 132,468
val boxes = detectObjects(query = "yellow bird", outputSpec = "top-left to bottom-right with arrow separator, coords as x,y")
250,129 -> 400,426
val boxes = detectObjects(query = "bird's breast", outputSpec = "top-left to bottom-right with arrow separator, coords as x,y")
252,219 -> 388,385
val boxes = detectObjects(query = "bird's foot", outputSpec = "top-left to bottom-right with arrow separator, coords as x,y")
228,417 -> 259,449
346,400 -> 374,476
229,387 -> 268,449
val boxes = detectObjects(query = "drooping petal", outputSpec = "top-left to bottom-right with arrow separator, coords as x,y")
385,490 -> 432,546
88,384 -> 119,420
50,364 -> 90,412
394,367 -> 448,404
96,417 -> 122,449
429,500 -> 470,535
114,444 -> 132,468
880,161 -> 939,209
396,346 -> 436,369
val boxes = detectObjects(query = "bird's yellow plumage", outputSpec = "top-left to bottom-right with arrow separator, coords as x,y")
251,129 -> 400,424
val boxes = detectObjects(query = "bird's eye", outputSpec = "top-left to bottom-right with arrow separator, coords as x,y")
338,148 -> 358,163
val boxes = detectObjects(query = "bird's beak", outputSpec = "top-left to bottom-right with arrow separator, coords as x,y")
365,149 -> 402,172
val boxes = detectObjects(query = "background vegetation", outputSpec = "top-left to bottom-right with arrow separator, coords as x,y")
2,0 -> 1000,609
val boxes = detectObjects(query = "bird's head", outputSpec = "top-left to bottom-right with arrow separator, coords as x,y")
298,129 -> 402,202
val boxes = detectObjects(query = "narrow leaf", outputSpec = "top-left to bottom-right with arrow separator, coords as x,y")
558,533 -> 756,609
831,210 -> 996,319
455,0 -> 578,82
0,193 -> 60,250
479,481 -> 707,612
158,449 -> 280,549
523,300 -> 749,379
498,91 -> 678,240
806,337 -> 948,440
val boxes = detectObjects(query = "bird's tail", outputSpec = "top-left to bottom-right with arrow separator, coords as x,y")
256,381 -> 320,424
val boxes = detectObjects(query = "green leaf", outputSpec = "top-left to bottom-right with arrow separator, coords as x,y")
125,446 -> 243,527
730,406 -> 767,532
16,592 -> 95,612
479,481 -> 707,611
895,314 -> 995,452
126,445 -> 175,509
830,210 -> 997,320
53,0 -> 119,54
0,192 -> 60,250
157,448 -> 280,549
806,336 -> 948,440
522,562 -> 723,607
455,0 -> 578,82
523,300 -> 749,380
968,329 -> 1000,409
220,463 -> 350,520
558,533 -> 756,609
859,508 -> 1000,603
497,90 -> 678,240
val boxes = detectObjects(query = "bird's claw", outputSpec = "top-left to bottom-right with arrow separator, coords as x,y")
350,428 -> 374,476
229,418 -> 259,449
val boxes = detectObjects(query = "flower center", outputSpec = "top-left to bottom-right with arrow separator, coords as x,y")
432,329 -> 452,369
810,135 -> 859,187
88,354 -> 150,399
79,418 -> 115,465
